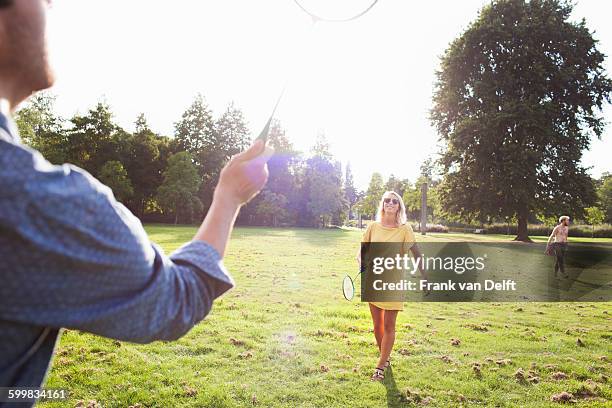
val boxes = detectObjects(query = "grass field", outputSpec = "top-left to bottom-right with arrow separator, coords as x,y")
41,226 -> 611,407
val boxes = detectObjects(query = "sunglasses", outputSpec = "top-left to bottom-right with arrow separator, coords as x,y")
383,198 -> 399,205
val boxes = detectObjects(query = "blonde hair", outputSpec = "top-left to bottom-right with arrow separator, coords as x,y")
559,215 -> 570,224
375,191 -> 407,225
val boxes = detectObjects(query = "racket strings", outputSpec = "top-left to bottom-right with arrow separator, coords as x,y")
256,0 -> 380,142
292,0 -> 380,23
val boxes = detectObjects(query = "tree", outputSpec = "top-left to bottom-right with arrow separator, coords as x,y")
173,94 -> 215,212
174,94 -> 215,158
214,102 -> 250,157
402,185 -> 420,220
361,172 -> 385,219
14,92 -> 67,164
123,114 -> 167,218
416,160 -> 443,223
174,96 -> 252,215
428,183 -> 443,223
304,135 -> 347,227
431,0 -> 611,241
584,206 -> 605,237
242,120 -> 300,225
255,190 -> 288,227
419,158 -> 437,182
597,174 -> 612,223
200,102 -> 252,209
307,164 -> 346,227
384,174 -> 403,195
98,160 -> 134,203
344,163 -> 358,219
156,152 -> 203,224
265,120 -> 299,193
66,101 -> 128,175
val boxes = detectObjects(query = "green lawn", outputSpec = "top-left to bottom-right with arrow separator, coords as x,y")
41,226 -> 611,407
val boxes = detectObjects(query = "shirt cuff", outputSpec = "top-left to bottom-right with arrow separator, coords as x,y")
169,240 -> 235,297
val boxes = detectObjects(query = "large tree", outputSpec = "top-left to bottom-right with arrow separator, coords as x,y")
431,0 -> 611,241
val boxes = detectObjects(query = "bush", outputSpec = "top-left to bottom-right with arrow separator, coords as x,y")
412,223 -> 449,233
570,224 -> 612,238
483,223 -> 612,238
484,223 -> 550,236
345,219 -> 369,229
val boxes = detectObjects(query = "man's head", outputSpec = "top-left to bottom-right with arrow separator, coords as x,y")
559,215 -> 570,226
0,0 -> 53,111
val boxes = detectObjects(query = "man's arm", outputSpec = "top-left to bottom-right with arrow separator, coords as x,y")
195,140 -> 269,256
0,139 -> 270,343
547,225 -> 559,245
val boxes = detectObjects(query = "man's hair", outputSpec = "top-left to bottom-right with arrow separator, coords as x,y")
0,0 -> 13,8
559,215 -> 570,223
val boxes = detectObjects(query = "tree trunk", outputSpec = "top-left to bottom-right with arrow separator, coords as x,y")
174,212 -> 178,225
514,209 -> 532,242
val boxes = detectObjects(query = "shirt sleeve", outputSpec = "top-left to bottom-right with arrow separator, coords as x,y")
0,147 -> 234,343
361,222 -> 374,243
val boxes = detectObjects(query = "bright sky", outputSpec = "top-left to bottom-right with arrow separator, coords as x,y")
45,0 -> 612,190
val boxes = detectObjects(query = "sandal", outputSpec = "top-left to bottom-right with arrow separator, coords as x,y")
371,367 -> 385,381
384,359 -> 391,369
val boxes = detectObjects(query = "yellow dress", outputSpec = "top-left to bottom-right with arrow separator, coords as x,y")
361,221 -> 416,311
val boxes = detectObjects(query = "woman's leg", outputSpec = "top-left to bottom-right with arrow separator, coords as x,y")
369,303 -> 384,351
377,309 -> 399,370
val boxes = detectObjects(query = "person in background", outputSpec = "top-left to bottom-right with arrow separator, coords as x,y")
0,0 -> 272,403
546,215 -> 570,278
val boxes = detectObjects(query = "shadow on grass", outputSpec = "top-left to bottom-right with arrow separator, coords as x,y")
292,227 -> 357,247
382,367 -> 405,408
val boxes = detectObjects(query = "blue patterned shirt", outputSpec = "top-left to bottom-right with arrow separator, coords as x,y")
0,112 -> 234,399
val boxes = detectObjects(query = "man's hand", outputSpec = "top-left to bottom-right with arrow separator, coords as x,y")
215,139 -> 272,207
194,140 -> 272,257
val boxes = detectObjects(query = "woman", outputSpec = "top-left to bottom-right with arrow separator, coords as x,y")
356,191 -> 427,381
